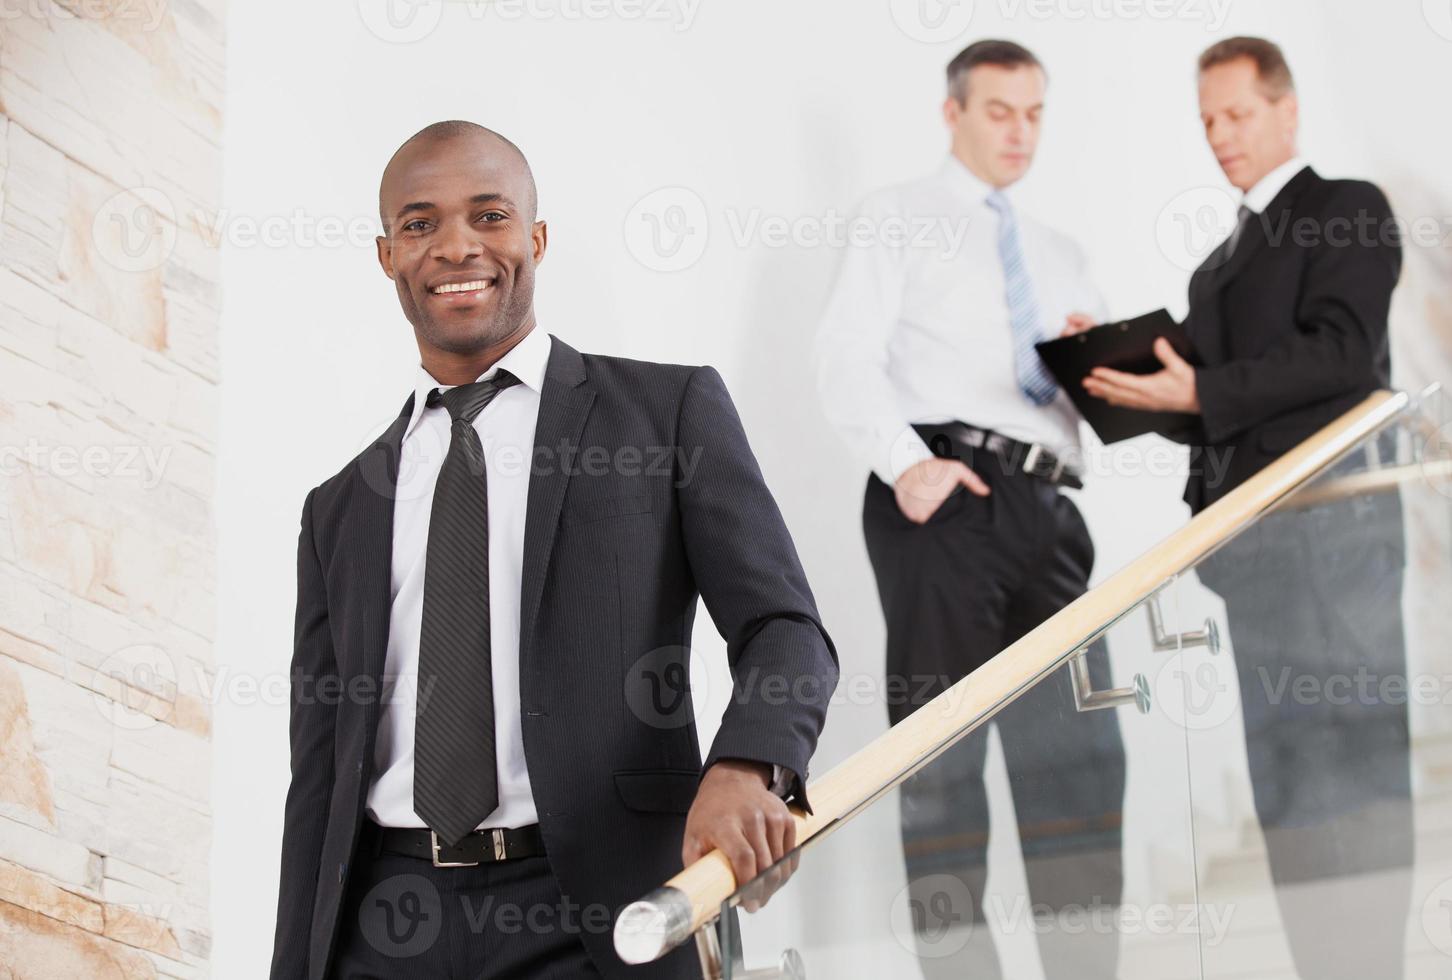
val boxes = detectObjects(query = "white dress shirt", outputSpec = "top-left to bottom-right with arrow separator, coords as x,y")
814,154 -> 1105,485
1242,155 -> 1308,213
365,324 -> 552,831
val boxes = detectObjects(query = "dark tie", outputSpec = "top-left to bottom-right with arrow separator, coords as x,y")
1227,204 -> 1255,257
413,369 -> 522,847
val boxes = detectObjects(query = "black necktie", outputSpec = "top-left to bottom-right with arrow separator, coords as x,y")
1227,204 -> 1255,257
413,369 -> 521,846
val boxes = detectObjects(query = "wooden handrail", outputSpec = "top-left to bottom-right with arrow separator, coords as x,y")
1282,459 -> 1452,508
614,389 -> 1410,965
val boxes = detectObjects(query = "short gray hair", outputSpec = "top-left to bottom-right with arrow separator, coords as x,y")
1198,36 -> 1295,100
946,39 -> 1044,105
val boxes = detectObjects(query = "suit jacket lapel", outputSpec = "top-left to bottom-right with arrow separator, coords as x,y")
1186,166 -> 1319,367
353,396 -> 413,714
1210,208 -> 1267,292
1213,164 -> 1317,293
519,335 -> 596,671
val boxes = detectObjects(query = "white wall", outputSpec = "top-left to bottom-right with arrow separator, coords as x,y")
214,2 -> 1452,976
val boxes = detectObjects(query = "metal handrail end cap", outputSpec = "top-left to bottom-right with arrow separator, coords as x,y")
614,886 -> 695,965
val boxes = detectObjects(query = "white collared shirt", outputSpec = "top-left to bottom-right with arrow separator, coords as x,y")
813,154 -> 1104,485
365,325 -> 552,830
1242,155 -> 1307,214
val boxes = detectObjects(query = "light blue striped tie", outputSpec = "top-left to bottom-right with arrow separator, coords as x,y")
986,190 -> 1058,406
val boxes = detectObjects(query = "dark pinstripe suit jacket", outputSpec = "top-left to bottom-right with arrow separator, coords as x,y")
269,332 -> 839,980
1176,166 -> 1399,513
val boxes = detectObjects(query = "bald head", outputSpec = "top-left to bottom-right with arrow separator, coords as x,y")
378,121 -> 538,234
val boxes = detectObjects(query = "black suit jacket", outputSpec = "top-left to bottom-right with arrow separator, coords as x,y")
269,333 -> 839,980
1178,166 -> 1401,513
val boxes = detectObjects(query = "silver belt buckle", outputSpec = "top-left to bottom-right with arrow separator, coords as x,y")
430,830 -> 480,868
1023,443 -> 1044,477
1046,448 -> 1066,482
492,827 -> 508,862
1023,443 -> 1065,483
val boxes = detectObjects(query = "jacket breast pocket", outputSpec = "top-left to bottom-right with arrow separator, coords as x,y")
561,491 -> 654,526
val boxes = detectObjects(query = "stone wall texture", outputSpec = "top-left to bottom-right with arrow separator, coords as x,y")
0,1 -> 224,977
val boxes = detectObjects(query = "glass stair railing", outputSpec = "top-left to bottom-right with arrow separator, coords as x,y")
614,385 -> 1452,980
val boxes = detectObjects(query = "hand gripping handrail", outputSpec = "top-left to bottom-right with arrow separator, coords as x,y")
614,389 -> 1410,966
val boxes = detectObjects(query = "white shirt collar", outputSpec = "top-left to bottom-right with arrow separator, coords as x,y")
1242,155 -> 1308,213
403,326 -> 553,439
939,153 -> 996,208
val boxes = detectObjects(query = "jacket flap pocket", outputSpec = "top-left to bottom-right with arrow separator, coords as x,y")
1257,423 -> 1305,455
613,768 -> 700,814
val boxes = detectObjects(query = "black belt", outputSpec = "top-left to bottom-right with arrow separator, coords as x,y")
915,421 -> 1084,490
370,821 -> 546,867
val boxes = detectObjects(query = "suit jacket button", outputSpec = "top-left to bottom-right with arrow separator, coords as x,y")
338,862 -> 346,882
356,761 -> 364,775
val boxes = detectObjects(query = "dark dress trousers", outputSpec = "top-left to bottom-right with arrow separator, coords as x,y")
1178,167 -> 1414,979
862,438 -> 1127,980
268,335 -> 839,980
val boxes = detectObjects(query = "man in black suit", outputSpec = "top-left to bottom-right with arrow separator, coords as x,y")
269,121 -> 838,980
1083,37 -> 1412,980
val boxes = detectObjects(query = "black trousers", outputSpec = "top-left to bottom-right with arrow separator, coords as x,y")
330,820 -> 605,979
862,432 -> 1127,980
1197,486 -> 1414,980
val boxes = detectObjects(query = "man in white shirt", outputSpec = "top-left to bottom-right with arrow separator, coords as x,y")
814,40 -> 1126,980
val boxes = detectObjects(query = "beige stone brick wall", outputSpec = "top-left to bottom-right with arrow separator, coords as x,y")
0,2 -> 225,976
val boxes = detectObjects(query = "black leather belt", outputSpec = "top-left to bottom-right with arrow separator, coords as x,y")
370,821 -> 546,867
915,421 -> 1084,490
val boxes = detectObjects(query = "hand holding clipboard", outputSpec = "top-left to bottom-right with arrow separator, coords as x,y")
1034,309 -> 1201,443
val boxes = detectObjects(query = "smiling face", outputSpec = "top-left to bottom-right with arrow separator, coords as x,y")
375,130 -> 546,368
944,63 -> 1045,189
1198,57 -> 1298,192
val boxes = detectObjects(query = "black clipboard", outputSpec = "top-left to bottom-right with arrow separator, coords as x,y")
1034,309 -> 1198,444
